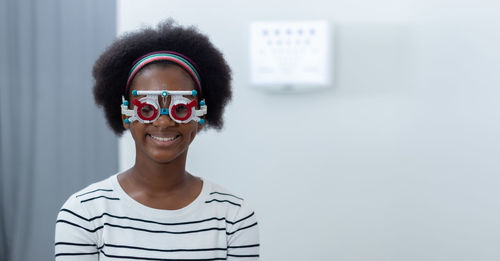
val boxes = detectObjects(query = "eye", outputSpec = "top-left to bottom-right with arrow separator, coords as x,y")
140,104 -> 155,117
173,104 -> 189,118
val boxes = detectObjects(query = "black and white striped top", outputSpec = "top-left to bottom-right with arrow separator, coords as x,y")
55,174 -> 259,260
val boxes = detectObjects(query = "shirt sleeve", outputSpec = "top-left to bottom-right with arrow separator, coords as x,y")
226,199 -> 260,260
54,194 -> 99,260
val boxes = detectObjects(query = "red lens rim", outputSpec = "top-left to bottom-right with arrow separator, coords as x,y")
132,99 -> 158,121
170,99 -> 197,122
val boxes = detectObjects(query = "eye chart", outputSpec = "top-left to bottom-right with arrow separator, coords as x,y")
250,21 -> 332,91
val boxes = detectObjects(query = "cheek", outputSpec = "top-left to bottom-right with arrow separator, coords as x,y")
186,123 -> 199,141
128,123 -> 146,140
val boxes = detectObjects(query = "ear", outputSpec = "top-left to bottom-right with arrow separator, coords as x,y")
122,114 -> 130,129
197,118 -> 205,131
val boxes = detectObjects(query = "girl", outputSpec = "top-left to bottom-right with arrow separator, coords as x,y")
55,20 -> 259,260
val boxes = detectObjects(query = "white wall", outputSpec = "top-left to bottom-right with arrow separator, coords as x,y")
117,1 -> 500,260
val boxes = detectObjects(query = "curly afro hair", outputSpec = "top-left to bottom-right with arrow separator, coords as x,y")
92,19 -> 232,136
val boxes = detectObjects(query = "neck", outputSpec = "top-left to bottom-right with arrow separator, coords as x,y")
128,150 -> 191,194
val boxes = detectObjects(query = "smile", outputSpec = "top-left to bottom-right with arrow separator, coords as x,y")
148,134 -> 179,142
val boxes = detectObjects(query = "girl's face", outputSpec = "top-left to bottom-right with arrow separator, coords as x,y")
124,64 -> 201,165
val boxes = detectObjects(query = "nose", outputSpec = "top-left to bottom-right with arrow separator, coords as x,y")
152,113 -> 176,128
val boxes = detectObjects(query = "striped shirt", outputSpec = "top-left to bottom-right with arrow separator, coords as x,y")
55,174 -> 259,260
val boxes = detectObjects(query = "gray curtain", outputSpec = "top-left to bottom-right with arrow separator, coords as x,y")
0,0 -> 117,260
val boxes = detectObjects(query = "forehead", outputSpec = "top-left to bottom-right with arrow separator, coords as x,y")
130,64 -> 195,92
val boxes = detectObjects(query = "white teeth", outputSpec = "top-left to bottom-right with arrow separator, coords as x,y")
149,134 -> 177,142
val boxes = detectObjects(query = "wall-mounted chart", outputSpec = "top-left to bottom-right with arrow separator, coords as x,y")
250,20 -> 332,91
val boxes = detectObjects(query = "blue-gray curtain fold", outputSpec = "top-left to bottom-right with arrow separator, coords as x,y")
0,0 -> 117,260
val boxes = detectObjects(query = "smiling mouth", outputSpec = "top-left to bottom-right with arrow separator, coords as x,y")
148,134 -> 180,142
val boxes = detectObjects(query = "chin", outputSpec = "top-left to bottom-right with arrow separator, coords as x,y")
145,149 -> 188,165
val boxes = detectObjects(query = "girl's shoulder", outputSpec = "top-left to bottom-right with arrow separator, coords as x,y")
202,179 -> 259,248
72,175 -> 116,199
64,175 -> 116,203
201,179 -> 257,222
203,180 -> 246,206
58,175 -> 118,217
